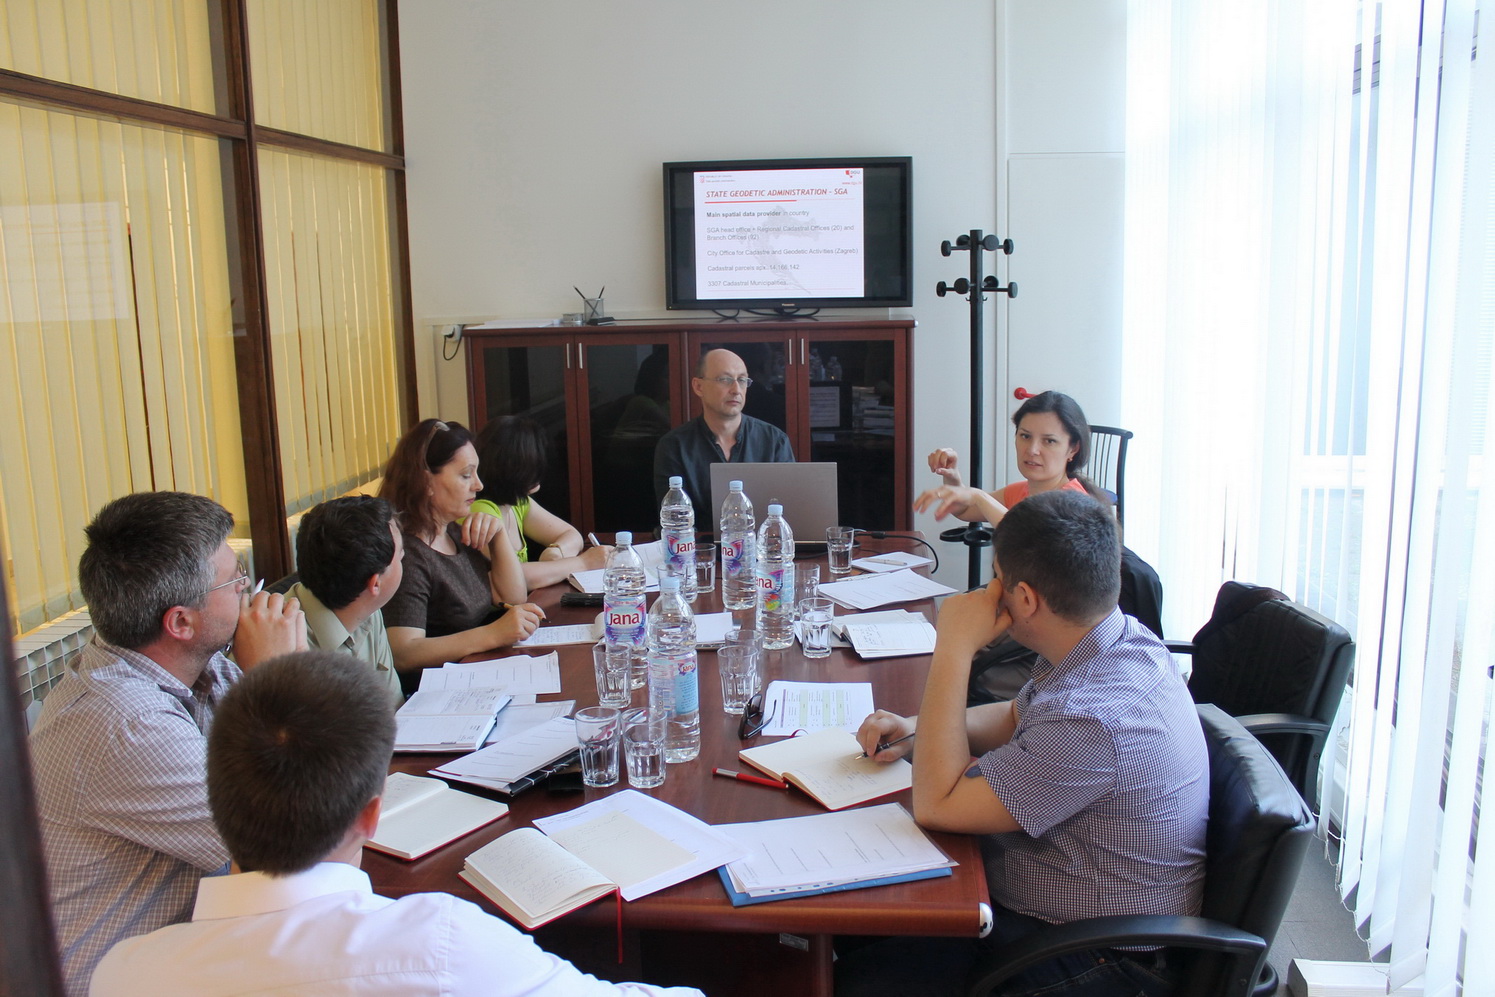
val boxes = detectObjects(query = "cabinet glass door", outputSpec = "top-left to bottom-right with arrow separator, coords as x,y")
691,337 -> 792,436
469,339 -> 572,525
580,341 -> 676,534
805,336 -> 901,530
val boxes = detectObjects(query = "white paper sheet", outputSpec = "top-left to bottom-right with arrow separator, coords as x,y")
760,680 -> 874,735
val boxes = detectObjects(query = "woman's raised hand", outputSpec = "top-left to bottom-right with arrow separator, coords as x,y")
927,447 -> 963,486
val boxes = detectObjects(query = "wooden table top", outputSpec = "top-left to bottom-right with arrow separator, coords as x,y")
365,537 -> 988,939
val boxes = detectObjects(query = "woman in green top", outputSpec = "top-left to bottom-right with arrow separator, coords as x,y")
472,415 -> 611,592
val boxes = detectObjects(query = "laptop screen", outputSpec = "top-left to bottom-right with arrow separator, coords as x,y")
707,462 -> 840,545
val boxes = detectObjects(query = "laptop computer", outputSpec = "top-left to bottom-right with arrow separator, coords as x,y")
708,462 -> 840,552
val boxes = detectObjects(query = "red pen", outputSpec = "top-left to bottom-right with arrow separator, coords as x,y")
713,767 -> 788,790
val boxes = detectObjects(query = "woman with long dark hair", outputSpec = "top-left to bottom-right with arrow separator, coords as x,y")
378,419 -> 542,679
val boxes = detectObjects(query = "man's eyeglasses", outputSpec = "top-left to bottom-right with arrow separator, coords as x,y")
705,375 -> 753,389
738,690 -> 776,739
202,556 -> 251,599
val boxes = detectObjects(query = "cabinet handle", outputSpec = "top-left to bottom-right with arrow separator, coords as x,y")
577,343 -> 585,370
800,339 -> 807,365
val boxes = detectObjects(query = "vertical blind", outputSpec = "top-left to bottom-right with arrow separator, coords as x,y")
0,0 -> 405,636
259,147 -> 401,516
1125,1 -> 1493,993
0,104 -> 246,632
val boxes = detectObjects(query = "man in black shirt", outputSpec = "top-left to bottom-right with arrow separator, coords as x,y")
653,348 -> 794,518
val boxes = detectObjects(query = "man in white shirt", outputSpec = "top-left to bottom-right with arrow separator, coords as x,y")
89,650 -> 702,997
285,495 -> 405,699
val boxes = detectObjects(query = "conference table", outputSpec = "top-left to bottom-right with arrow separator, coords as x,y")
365,537 -> 988,996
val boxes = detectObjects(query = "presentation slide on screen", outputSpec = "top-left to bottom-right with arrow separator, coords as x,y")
694,167 -> 864,300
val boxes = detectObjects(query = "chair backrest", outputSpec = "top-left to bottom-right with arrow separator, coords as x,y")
1086,425 -> 1133,526
1186,704 -> 1315,996
1187,582 -> 1355,781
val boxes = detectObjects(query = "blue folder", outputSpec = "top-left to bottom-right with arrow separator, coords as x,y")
716,864 -> 952,907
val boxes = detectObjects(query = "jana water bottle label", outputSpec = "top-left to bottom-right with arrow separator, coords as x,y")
758,566 -> 786,612
673,656 -> 699,715
723,536 -> 749,575
604,599 -> 646,646
665,530 -> 695,564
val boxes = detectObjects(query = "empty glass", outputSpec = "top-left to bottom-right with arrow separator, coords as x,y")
573,706 -> 621,788
718,644 -> 758,714
592,642 -> 631,708
693,542 -> 717,595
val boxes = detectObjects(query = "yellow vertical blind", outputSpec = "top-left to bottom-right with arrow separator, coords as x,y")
0,0 -> 218,113
247,0 -> 387,151
258,147 -> 400,515
0,101 -> 246,632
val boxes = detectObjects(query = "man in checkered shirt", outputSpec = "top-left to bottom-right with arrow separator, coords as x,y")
28,492 -> 307,996
846,490 -> 1209,996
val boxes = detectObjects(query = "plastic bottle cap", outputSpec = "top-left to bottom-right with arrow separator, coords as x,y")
660,574 -> 681,590
767,503 -> 783,515
729,480 -> 743,491
615,531 -> 632,545
669,476 -> 683,487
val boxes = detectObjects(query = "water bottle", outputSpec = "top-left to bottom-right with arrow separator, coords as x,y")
660,475 -> 697,601
756,503 -> 796,649
603,531 -> 648,688
647,574 -> 700,762
719,480 -> 757,611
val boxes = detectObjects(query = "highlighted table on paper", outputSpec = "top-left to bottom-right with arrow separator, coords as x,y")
759,680 -> 874,736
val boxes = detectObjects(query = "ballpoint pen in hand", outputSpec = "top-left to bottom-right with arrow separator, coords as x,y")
859,731 -> 916,759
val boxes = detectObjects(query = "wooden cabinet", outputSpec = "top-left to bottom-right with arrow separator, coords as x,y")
465,319 -> 913,536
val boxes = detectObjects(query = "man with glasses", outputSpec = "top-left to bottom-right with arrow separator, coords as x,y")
28,491 -> 307,996
653,348 -> 794,516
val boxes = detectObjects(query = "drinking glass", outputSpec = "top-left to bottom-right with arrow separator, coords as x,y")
592,642 -> 631,708
718,644 -> 758,715
693,542 -> 717,595
826,526 -> 855,574
573,706 -> 621,788
798,596 -> 834,658
624,712 -> 668,789
793,564 -> 820,620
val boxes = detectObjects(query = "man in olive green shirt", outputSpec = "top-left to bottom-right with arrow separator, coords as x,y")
287,496 -> 404,699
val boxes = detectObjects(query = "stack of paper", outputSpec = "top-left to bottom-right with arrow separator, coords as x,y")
849,550 -> 935,574
420,652 -> 562,694
516,621 -> 604,647
834,609 -> 937,659
394,687 -> 512,752
817,571 -> 956,610
716,803 -> 954,903
433,715 -> 579,795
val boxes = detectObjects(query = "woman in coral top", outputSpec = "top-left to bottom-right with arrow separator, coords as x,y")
914,390 -> 1108,526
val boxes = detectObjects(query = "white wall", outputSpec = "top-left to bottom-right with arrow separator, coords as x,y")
399,0 -> 1126,588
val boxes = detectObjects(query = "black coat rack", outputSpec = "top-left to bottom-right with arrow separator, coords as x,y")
935,230 -> 1016,589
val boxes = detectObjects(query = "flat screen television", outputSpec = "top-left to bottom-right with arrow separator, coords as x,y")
663,156 -> 912,313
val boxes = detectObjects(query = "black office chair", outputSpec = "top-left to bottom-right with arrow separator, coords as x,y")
1172,581 -> 1355,807
1086,425 -> 1133,527
968,704 -> 1314,997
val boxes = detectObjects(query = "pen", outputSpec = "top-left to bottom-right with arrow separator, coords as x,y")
587,532 -> 600,546
864,556 -> 907,566
251,578 -> 265,596
713,767 -> 787,790
573,285 -> 588,303
859,731 -> 916,758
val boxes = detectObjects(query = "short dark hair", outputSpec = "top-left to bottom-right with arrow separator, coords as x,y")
208,650 -> 395,875
78,492 -> 235,649
474,415 -> 547,508
378,418 -> 475,540
993,489 -> 1120,623
295,496 -> 397,610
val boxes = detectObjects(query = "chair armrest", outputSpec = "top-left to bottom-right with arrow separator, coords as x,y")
1236,713 -> 1326,739
967,914 -> 1265,997
1163,640 -> 1195,655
